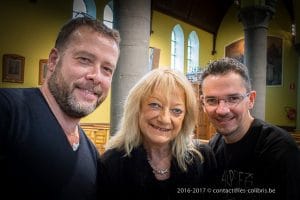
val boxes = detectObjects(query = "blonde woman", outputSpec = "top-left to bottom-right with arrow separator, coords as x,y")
98,68 -> 216,199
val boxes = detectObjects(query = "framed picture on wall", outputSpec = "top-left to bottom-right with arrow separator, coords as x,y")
149,47 -> 160,70
2,54 -> 25,83
225,36 -> 283,86
266,36 -> 283,86
39,59 -> 48,85
225,38 -> 244,64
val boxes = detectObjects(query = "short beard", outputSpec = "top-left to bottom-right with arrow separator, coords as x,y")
48,64 -> 101,118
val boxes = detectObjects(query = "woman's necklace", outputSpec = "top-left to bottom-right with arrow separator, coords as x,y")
147,155 -> 170,176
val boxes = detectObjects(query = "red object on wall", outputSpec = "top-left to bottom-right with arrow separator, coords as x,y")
285,106 -> 296,120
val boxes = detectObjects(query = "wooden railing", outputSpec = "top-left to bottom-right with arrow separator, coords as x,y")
291,133 -> 300,147
80,123 -> 110,154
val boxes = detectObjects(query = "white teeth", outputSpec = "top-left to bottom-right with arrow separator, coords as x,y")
159,128 -> 168,131
152,124 -> 170,132
84,89 -> 94,95
217,117 -> 233,123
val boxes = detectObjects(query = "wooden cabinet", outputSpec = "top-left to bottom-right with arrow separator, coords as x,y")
192,83 -> 215,141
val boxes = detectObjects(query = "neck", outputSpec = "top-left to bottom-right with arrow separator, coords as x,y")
40,85 -> 80,134
224,115 -> 254,144
144,143 -> 171,180
144,142 -> 170,160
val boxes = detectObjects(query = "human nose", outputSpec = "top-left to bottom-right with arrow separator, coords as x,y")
86,67 -> 102,84
158,109 -> 171,123
215,100 -> 230,114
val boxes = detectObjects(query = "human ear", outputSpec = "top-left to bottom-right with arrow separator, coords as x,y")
248,91 -> 256,109
47,48 -> 60,72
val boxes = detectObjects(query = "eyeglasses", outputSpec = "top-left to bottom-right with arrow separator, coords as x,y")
202,93 -> 250,108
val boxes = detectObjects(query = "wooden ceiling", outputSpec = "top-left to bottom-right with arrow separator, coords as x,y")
151,0 -> 295,35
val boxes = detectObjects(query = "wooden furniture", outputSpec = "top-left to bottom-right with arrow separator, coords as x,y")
291,133 -> 300,147
192,83 -> 216,140
80,123 -> 110,154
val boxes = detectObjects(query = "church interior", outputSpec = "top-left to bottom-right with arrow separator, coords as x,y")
0,0 -> 299,153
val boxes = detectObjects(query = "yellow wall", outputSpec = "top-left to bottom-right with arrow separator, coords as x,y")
0,0 -> 72,88
216,2 -> 297,127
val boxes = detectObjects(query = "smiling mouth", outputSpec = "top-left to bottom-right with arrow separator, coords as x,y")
76,84 -> 101,95
83,89 -> 97,96
216,116 -> 235,124
75,87 -> 100,101
150,124 -> 171,132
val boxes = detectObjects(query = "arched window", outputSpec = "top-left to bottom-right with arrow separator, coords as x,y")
171,25 -> 184,73
103,1 -> 113,28
73,0 -> 96,19
187,31 -> 199,73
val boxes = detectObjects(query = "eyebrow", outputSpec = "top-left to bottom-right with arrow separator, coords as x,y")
73,50 -> 116,69
204,93 -> 242,98
73,51 -> 96,60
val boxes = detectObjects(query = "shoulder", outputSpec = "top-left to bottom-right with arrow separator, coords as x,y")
192,139 -> 217,167
0,88 -> 42,122
98,149 -> 124,179
252,118 -> 297,147
0,88 -> 21,105
208,133 -> 224,153
194,140 -> 214,156
0,88 -> 41,106
0,88 -> 39,97
101,148 -> 122,158
251,119 -> 299,159
100,148 -> 127,165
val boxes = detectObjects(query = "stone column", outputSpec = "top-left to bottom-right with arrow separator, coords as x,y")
238,3 -> 276,120
110,0 -> 151,135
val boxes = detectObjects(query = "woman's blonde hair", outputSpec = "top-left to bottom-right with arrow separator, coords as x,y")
106,68 -> 202,171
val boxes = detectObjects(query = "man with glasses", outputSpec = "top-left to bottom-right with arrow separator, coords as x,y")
200,57 -> 300,200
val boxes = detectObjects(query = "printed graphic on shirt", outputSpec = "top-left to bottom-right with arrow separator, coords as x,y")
221,169 -> 254,188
